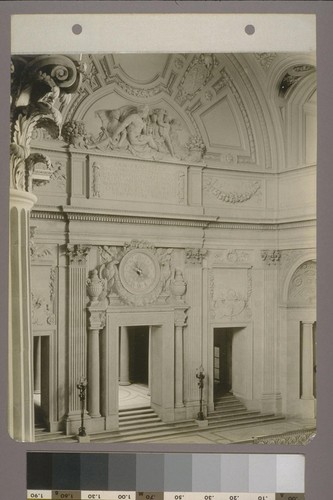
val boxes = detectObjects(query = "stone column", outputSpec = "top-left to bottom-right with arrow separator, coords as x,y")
260,250 -> 282,413
301,322 -> 315,400
9,54 -> 83,441
9,189 -> 37,442
66,245 -> 90,428
174,307 -> 188,408
119,326 -> 131,386
87,308 -> 105,417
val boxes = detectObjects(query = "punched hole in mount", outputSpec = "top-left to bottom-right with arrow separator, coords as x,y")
245,24 -> 255,35
72,24 -> 83,35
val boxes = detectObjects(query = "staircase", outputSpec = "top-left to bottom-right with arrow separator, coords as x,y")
90,406 -> 198,443
35,395 -> 285,443
35,424 -> 75,442
206,392 -> 284,430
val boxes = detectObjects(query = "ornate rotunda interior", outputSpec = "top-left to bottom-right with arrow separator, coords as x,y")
9,52 -> 316,443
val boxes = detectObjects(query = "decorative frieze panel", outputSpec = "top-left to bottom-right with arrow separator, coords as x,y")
88,156 -> 187,205
211,249 -> 252,265
209,267 -> 252,321
203,175 -> 263,207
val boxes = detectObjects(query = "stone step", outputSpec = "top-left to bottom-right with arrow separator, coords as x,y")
90,416 -> 285,443
208,410 -> 261,422
209,406 -> 247,415
119,406 -> 151,415
120,414 -> 160,423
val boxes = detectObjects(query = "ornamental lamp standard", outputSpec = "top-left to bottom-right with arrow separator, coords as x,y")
77,377 -> 88,437
196,365 -> 205,421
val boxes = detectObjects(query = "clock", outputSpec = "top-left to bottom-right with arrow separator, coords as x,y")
119,249 -> 160,295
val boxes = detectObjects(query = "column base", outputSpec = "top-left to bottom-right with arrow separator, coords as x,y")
261,392 -> 282,414
65,411 -> 91,435
119,381 -> 131,386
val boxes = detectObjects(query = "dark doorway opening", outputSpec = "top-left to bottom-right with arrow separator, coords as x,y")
214,328 -> 233,400
128,326 -> 149,385
33,335 -> 50,429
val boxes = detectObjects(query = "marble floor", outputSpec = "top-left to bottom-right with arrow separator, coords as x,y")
119,382 -> 150,409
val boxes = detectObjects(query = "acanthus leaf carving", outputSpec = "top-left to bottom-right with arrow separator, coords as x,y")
67,244 -> 90,264
10,55 -> 83,191
261,250 -> 281,266
185,248 -> 207,264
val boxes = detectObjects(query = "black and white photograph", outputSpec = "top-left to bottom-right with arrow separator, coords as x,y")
9,23 -> 316,444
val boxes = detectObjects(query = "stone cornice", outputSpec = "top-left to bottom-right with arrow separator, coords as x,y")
30,208 -> 316,231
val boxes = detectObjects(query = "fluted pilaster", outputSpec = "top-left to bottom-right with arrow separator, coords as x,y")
67,245 -> 90,416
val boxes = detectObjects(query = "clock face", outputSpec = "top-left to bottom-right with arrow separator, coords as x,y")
119,249 -> 160,295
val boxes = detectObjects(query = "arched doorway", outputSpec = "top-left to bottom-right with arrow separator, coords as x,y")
286,260 -> 316,419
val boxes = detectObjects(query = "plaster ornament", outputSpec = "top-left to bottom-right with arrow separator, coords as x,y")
86,269 -> 105,306
176,54 -> 216,105
170,268 -> 187,303
204,178 -> 261,204
10,55 -> 83,191
261,250 -> 281,265
83,104 -> 206,163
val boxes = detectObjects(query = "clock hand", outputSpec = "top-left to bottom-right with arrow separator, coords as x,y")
133,266 -> 143,276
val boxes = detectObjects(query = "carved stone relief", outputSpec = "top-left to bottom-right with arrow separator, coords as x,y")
254,53 -> 277,70
64,104 -> 206,164
288,260 -> 316,306
185,248 -> 207,264
67,244 -> 90,264
31,267 -> 57,328
32,159 -> 67,192
30,226 -> 53,261
212,249 -> 251,265
175,54 -> 217,106
261,250 -> 281,266
203,177 -> 262,205
209,267 -> 252,321
95,240 -> 179,307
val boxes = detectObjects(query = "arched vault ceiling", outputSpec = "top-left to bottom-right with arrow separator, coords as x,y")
59,53 -> 315,172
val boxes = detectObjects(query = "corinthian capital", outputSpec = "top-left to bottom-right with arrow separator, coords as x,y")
10,55 -> 84,191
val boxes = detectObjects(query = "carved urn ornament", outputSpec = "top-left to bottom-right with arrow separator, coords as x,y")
170,268 -> 187,302
86,269 -> 104,306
